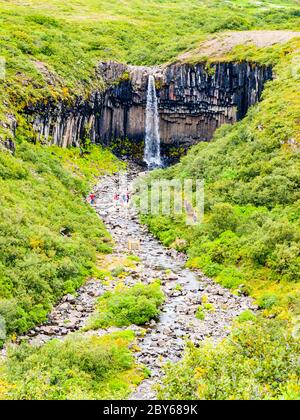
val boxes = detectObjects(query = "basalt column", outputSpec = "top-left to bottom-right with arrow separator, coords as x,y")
27,61 -> 273,158
97,61 -> 272,152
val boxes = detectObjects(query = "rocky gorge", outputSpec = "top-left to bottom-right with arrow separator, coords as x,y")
7,166 -> 256,400
26,60 -> 272,161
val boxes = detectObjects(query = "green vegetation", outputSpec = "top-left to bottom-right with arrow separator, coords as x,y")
88,282 -> 165,329
0,0 -> 299,402
196,296 -> 216,320
0,331 -> 144,400
157,318 -> 300,400
236,310 -> 257,322
141,40 -> 300,322
0,140 -> 120,339
109,138 -> 144,159
1,0 -> 300,139
111,266 -> 127,278
195,307 -> 205,321
138,37 -> 300,400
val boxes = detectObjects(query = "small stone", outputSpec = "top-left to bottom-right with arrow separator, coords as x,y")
65,294 -> 76,303
41,326 -> 56,335
59,302 -> 71,310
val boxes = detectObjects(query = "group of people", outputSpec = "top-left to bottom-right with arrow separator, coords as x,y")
88,191 -> 131,206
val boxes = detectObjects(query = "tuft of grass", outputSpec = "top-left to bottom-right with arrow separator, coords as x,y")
196,307 -> 205,321
1,0 -> 300,138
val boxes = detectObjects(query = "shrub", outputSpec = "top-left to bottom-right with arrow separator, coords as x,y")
216,267 -> 244,290
267,243 -> 300,282
88,282 -> 165,329
195,307 -> 205,321
208,204 -> 239,239
257,293 -> 279,310
1,332 -> 144,400
111,266 -> 126,278
237,310 -> 257,323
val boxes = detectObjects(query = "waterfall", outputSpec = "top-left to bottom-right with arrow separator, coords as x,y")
144,75 -> 161,168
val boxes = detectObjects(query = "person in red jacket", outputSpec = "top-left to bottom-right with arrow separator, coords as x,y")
89,193 -> 96,205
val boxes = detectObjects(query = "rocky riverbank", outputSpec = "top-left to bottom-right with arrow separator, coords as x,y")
91,167 -> 255,399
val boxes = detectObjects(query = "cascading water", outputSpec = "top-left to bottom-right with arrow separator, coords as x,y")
144,75 -> 162,168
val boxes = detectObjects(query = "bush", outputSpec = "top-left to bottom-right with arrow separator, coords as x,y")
88,282 -> 165,329
257,293 -> 279,310
267,243 -> 300,282
111,266 -> 126,278
1,332 -> 144,400
236,310 -> 256,323
208,204 -> 239,239
216,267 -> 244,289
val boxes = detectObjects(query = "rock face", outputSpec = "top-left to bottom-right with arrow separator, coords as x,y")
26,61 -> 272,158
26,93 -> 103,148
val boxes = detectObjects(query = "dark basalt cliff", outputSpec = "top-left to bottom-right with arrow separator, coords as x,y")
26,61 -> 272,158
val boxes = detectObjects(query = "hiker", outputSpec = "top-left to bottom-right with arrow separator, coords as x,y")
114,193 -> 121,211
89,193 -> 96,205
126,192 -> 130,203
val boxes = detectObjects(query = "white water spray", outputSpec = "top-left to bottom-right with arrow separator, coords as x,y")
144,75 -> 161,168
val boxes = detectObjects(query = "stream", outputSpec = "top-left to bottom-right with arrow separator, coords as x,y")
7,166 -> 256,400
94,167 -> 255,399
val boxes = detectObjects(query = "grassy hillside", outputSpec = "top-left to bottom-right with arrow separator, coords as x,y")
0,331 -> 145,400
158,318 -> 300,399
